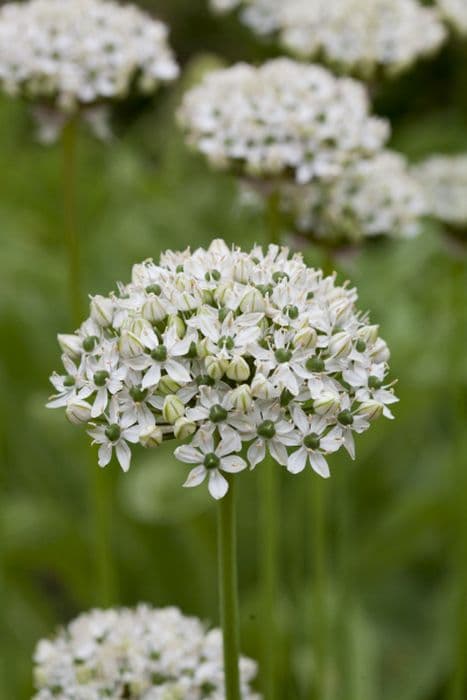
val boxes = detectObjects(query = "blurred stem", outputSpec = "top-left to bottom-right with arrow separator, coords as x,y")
92,462 -> 117,607
266,189 -> 281,246
336,464 -> 355,700
449,258 -> 467,700
259,456 -> 279,700
310,478 -> 327,700
217,476 -> 241,700
62,116 -> 83,326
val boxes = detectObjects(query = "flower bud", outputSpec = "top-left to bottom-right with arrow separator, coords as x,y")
167,314 -> 186,338
158,376 -> 181,396
314,392 -> 340,416
371,338 -> 390,363
162,395 -> 185,424
233,257 -> 251,284
90,295 -> 113,327
230,385 -> 252,412
226,356 -> 250,382
294,326 -> 317,349
205,356 -> 228,380
58,333 -> 82,359
240,288 -> 266,313
251,373 -> 276,400
209,238 -> 230,256
355,400 -> 383,422
358,325 -> 379,345
118,330 -> 144,358
139,425 -> 163,448
66,399 -> 92,425
174,417 -> 197,440
142,296 -> 167,323
197,338 -> 211,359
213,284 -> 233,307
329,331 -> 352,358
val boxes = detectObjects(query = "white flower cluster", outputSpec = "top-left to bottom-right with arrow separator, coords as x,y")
412,154 -> 467,231
48,240 -> 397,499
178,58 -> 389,184
282,151 -> 427,246
33,605 -> 260,700
437,0 -> 467,34
209,0 -> 446,78
0,0 -> 179,113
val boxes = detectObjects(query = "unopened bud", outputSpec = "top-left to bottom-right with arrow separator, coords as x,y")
240,288 -> 266,313
158,376 -> 181,396
226,356 -> 250,382
142,296 -> 167,323
230,385 -> 253,412
294,327 -> 317,349
314,392 -> 340,416
371,338 -> 390,363
66,399 -> 92,425
251,373 -> 276,400
139,425 -> 163,448
358,325 -> 379,345
329,331 -> 352,358
162,395 -> 185,424
167,314 -> 186,338
90,295 -> 113,327
355,400 -> 383,422
205,356 -> 228,380
174,417 -> 197,440
118,330 -> 144,358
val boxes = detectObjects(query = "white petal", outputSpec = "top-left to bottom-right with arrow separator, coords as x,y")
165,359 -> 191,384
221,455 -> 247,474
183,465 -> 207,488
269,439 -> 288,466
98,443 -> 112,467
287,447 -> 307,474
343,431 -> 356,460
208,470 -> 229,500
247,439 -> 265,468
174,444 -> 202,464
218,425 -> 242,453
91,388 -> 108,418
309,452 -> 330,479
116,441 -> 131,472
142,364 -> 161,389
291,405 -> 309,434
193,429 -> 214,454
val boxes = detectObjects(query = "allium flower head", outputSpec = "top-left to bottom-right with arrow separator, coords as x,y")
412,154 -> 467,233
33,605 -> 260,699
437,0 -> 467,34
0,0 -> 179,113
209,0 -> 446,78
282,151 -> 427,246
178,58 -> 389,184
48,239 -> 397,499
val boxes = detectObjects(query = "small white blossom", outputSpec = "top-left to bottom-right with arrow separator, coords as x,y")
32,605 -> 261,700
281,151 -> 427,246
209,0 -> 446,78
48,239 -> 397,497
437,0 -> 467,34
178,58 -> 389,184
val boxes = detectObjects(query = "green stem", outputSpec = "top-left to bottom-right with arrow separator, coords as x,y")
92,462 -> 117,607
62,117 -> 83,326
265,190 -> 281,246
335,464 -> 354,700
217,476 -> 241,700
310,477 -> 327,700
259,456 -> 279,700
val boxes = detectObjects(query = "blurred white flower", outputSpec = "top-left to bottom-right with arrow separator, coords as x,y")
33,605 -> 260,699
411,154 -> 467,231
47,239 -> 397,498
437,0 -> 467,34
178,58 -> 389,184
281,151 -> 427,246
0,0 -> 179,119
209,0 -> 446,78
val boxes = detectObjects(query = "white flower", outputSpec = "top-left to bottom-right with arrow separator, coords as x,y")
281,151 -> 427,245
210,0 -> 446,78
411,154 -> 467,231
178,58 -> 389,184
176,429 -> 247,499
32,605 -> 261,699
48,239 -> 397,498
0,0 -> 179,116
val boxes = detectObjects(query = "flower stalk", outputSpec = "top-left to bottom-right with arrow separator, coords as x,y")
62,116 -> 82,326
217,475 -> 241,700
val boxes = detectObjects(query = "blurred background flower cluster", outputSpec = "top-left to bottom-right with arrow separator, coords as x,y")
0,0 -> 466,698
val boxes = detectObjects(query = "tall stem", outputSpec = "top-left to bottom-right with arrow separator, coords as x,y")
62,117 -> 83,326
92,462 -> 117,607
218,476 -> 241,700
259,456 -> 279,700
310,478 -> 327,700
